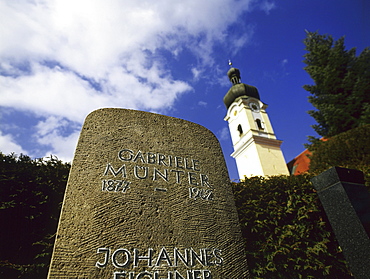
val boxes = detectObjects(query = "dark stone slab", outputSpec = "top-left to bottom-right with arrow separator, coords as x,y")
311,167 -> 370,279
48,108 -> 249,278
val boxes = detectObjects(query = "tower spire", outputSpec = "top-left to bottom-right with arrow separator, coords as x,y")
223,66 -> 260,109
227,65 -> 241,85
223,64 -> 289,179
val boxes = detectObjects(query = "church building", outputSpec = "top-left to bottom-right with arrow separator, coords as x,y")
224,66 -> 289,179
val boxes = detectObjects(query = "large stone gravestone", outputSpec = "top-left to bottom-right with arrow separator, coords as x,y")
48,108 -> 249,278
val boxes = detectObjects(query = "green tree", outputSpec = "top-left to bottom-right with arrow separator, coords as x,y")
303,31 -> 370,139
308,125 -> 370,184
232,175 -> 352,278
0,152 -> 70,278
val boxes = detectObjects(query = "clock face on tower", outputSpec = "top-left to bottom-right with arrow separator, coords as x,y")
249,101 -> 260,112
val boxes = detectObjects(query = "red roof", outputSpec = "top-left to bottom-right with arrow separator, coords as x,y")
287,139 -> 328,175
287,149 -> 311,175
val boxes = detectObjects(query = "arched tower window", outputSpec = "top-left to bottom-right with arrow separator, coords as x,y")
237,124 -> 243,136
230,76 -> 240,85
256,119 -> 264,130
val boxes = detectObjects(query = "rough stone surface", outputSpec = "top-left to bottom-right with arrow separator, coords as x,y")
48,108 -> 249,278
311,167 -> 370,279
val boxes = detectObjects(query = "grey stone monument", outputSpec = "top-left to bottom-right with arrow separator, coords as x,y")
48,108 -> 249,278
311,167 -> 370,279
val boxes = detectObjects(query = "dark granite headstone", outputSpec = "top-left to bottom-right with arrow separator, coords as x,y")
311,167 -> 370,278
47,108 -> 249,278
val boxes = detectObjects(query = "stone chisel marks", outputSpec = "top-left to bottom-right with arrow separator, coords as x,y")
47,108 -> 250,278
154,188 -> 168,192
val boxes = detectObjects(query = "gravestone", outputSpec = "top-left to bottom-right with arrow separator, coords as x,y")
48,108 -> 249,278
311,167 -> 370,279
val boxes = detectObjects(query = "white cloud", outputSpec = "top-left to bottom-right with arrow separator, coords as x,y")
0,64 -> 108,122
0,0 -> 269,159
0,62 -> 191,123
0,0 -> 258,119
218,126 -> 230,141
0,0 -> 255,75
0,131 -> 27,155
259,1 -> 276,14
198,101 -> 207,107
191,67 -> 203,81
37,129 -> 80,163
35,116 -> 70,137
34,116 -> 80,162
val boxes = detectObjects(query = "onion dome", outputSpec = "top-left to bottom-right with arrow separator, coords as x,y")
223,67 -> 260,109
227,67 -> 241,85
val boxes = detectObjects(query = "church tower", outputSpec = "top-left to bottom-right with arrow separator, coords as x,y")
224,66 -> 289,179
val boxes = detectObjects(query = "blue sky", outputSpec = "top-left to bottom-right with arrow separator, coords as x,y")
1,0 -> 369,179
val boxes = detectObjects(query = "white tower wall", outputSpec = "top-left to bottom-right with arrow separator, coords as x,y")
225,97 -> 289,179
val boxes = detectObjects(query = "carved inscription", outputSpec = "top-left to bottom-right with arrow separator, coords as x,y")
101,149 -> 214,200
102,180 -> 131,193
96,247 -> 223,278
189,188 -> 213,201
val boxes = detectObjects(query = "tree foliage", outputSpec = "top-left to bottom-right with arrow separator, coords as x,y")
1,152 -> 359,278
232,175 -> 352,278
303,31 -> 370,138
0,152 -> 70,278
308,125 -> 370,184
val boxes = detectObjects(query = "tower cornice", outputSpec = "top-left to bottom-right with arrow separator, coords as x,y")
231,135 -> 283,159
